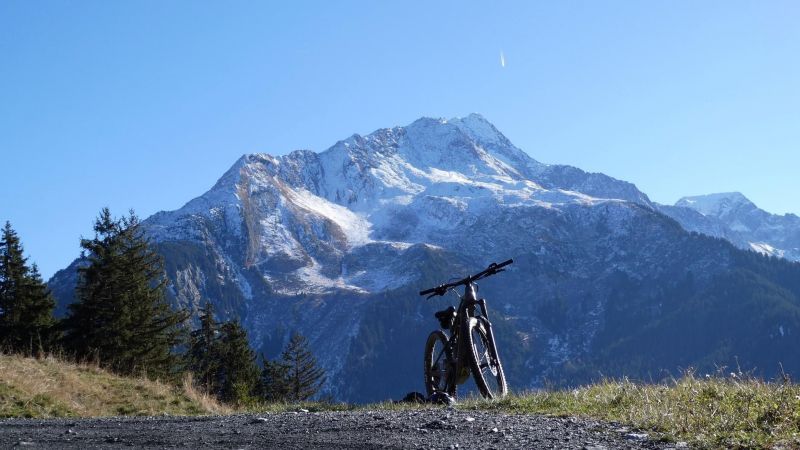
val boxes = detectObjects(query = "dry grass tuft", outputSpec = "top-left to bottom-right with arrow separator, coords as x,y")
0,353 -> 225,418
181,372 -> 231,415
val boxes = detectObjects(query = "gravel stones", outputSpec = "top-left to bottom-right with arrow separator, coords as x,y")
0,410 -> 675,449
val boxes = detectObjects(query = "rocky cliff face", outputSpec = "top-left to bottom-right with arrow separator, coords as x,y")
49,115 -> 800,402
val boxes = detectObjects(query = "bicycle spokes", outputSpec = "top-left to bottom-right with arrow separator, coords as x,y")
466,317 -> 507,398
424,330 -> 452,396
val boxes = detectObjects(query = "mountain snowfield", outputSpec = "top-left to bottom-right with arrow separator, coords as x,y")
49,114 -> 800,402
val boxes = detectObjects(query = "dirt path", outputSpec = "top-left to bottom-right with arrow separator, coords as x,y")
0,409 -> 685,449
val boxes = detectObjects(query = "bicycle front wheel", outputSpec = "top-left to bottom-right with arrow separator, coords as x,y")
424,330 -> 455,397
465,317 -> 507,399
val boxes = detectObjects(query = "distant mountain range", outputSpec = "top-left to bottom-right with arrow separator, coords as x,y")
48,114 -> 800,402
658,192 -> 800,261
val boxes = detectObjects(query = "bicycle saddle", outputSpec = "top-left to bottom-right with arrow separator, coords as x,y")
434,306 -> 456,321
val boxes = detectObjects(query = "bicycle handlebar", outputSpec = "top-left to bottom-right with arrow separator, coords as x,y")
419,259 -> 513,298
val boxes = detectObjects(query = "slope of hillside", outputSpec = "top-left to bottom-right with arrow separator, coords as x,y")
47,114 -> 800,402
0,354 -> 227,418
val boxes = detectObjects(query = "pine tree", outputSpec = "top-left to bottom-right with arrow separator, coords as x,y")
216,320 -> 260,404
186,302 -> 221,393
62,208 -> 188,377
259,356 -> 290,402
0,222 -> 57,354
280,332 -> 325,401
19,264 -> 58,351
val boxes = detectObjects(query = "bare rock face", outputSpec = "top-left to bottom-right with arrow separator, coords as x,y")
49,114 -> 800,402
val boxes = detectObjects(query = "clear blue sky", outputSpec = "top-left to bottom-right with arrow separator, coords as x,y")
2,1 -> 799,278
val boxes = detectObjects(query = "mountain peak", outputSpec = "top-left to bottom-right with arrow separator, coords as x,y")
449,113 -> 509,146
675,192 -> 756,217
399,114 -> 510,148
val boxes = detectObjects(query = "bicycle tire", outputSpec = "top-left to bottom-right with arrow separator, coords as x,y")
465,317 -> 507,399
423,330 -> 456,397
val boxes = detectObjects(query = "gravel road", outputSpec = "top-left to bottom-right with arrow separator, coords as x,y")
0,409 -> 686,449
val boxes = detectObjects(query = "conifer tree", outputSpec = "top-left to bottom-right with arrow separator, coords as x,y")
20,264 -> 58,351
0,222 -> 57,354
259,356 -> 290,402
186,302 -> 221,393
280,332 -> 325,401
216,320 -> 260,404
62,208 -> 187,377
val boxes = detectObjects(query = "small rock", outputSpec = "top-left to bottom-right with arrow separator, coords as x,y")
251,417 -> 269,424
624,432 -> 648,441
299,408 -> 309,413
423,419 -> 447,429
464,417 -> 475,422
491,427 -> 499,433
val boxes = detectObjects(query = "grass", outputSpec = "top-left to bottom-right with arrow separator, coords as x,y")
0,353 -> 229,418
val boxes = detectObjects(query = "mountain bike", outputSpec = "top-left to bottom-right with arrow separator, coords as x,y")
419,259 -> 512,399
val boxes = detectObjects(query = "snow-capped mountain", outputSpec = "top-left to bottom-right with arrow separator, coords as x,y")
658,192 -> 800,261
49,115 -> 800,402
144,114 -> 654,299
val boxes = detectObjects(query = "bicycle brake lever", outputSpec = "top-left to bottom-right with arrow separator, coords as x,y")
427,286 -> 449,299
479,268 -> 504,280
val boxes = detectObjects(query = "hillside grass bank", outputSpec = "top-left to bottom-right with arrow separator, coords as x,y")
0,353 -> 228,418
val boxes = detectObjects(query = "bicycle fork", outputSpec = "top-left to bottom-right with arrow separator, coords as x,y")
475,298 -> 502,372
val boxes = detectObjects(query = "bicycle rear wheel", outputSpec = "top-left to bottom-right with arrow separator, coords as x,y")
424,330 -> 455,397
465,317 -> 507,399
